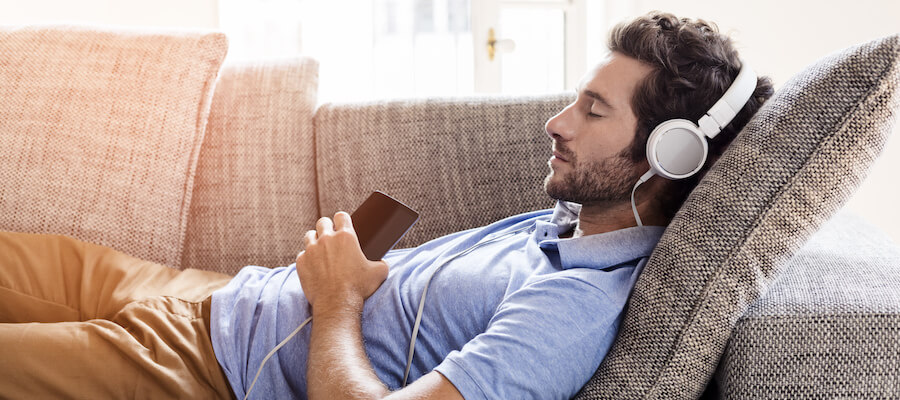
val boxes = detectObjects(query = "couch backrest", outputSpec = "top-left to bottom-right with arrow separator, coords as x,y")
314,94 -> 572,248
183,85 -> 572,273
181,57 -> 319,275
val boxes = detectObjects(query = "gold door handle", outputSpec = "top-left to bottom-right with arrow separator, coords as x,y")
487,28 -> 515,61
488,28 -> 498,61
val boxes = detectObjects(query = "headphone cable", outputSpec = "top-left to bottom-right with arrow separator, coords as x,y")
631,169 -> 655,227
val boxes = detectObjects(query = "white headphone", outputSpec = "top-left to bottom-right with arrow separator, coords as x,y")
643,62 -> 757,180
631,62 -> 757,226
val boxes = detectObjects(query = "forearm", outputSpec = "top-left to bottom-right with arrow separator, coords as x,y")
306,297 -> 391,400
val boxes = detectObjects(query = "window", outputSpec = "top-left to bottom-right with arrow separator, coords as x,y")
218,0 -> 588,102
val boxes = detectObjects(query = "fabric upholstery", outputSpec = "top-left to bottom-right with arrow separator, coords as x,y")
576,34 -> 900,399
0,25 -> 227,268
182,57 -> 319,275
713,210 -> 900,399
314,94 -> 571,248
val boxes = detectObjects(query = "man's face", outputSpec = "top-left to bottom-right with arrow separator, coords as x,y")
543,52 -> 653,206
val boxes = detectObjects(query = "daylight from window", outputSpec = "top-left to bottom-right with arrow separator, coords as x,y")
219,0 -> 584,103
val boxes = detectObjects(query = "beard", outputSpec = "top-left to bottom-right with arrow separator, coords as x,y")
544,147 -> 642,205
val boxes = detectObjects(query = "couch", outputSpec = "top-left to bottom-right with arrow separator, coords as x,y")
1,26 -> 898,399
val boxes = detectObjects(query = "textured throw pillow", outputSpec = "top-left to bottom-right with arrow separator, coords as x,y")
0,26 -> 227,268
181,57 -> 319,275
575,34 -> 900,399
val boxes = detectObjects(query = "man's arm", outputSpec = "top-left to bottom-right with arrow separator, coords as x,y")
297,212 -> 464,400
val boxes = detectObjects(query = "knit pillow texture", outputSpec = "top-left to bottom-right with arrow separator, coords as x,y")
576,34 -> 900,399
182,57 -> 320,274
0,26 -> 227,268
314,95 -> 569,249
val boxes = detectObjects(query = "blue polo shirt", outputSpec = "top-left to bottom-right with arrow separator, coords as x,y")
210,201 -> 665,400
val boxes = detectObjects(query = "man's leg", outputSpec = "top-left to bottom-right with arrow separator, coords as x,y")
0,230 -> 231,322
0,296 -> 234,398
0,230 -> 236,398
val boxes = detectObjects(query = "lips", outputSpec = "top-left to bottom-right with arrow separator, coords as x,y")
552,150 -> 571,163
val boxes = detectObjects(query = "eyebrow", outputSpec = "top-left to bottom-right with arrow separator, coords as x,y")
583,89 -> 614,110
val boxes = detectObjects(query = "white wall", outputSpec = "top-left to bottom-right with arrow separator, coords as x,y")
589,0 -> 900,244
0,0 -> 219,28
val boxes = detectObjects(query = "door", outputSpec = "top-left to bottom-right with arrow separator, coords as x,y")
471,0 -> 585,94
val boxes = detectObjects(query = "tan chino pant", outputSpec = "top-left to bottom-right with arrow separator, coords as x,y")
0,230 -> 236,399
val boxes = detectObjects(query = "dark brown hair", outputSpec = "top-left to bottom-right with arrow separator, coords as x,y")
609,11 -> 774,220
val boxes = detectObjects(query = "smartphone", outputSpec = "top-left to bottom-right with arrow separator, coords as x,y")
350,191 -> 420,261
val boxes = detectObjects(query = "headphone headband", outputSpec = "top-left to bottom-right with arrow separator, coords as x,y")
644,60 -> 758,181
698,62 -> 757,138
635,60 -> 758,226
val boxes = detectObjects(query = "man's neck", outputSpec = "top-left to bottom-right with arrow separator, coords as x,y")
559,227 -> 579,239
573,200 -> 666,237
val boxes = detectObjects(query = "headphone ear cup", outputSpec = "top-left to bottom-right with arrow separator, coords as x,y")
646,119 -> 709,180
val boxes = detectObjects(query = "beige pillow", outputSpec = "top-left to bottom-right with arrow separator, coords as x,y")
0,26 -> 227,268
182,57 -> 320,275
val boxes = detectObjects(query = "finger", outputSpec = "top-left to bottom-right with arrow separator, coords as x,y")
303,230 -> 317,246
334,211 -> 353,232
316,217 -> 334,236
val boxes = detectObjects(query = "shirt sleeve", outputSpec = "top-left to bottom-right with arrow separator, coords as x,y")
432,274 -> 628,400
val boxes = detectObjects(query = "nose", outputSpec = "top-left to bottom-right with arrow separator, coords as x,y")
545,102 -> 575,141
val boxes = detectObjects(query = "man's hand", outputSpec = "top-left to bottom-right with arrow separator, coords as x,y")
296,211 -> 389,314
298,212 -> 465,400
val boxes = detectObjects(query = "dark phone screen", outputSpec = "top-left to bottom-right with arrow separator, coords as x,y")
350,191 -> 419,261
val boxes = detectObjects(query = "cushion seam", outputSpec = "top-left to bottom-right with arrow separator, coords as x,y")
176,35 -> 226,269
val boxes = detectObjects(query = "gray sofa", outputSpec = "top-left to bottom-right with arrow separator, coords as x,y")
713,211 -> 900,398
187,34 -> 900,398
2,26 -> 899,399
313,96 -> 900,399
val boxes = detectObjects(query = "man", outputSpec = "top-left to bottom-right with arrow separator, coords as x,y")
0,11 -> 772,399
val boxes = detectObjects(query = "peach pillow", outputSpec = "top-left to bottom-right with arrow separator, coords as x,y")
0,26 -> 227,268
182,57 -> 319,274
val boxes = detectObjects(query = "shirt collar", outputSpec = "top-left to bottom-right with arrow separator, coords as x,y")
548,200 -> 581,229
539,201 -> 666,270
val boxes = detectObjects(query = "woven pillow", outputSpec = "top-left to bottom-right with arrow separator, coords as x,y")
182,57 -> 319,274
0,26 -> 227,268
575,34 -> 900,399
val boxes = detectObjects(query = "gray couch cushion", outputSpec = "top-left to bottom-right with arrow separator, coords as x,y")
577,34 -> 900,399
314,94 -> 571,248
714,210 -> 900,399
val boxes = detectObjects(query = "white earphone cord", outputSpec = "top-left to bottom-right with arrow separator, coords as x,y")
402,224 -> 531,386
631,169 -> 654,227
631,181 -> 643,227
243,316 -> 312,400
244,217 -> 577,398
242,225 -> 533,399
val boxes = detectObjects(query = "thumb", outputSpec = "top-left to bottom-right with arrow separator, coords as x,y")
371,260 -> 390,279
362,260 -> 390,298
